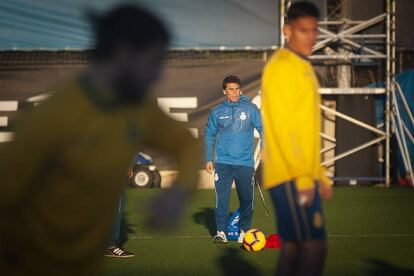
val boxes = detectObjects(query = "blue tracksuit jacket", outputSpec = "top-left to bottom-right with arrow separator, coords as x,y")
204,95 -> 263,167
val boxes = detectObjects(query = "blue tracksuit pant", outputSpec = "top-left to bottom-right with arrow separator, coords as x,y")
214,163 -> 255,233
110,193 -> 126,247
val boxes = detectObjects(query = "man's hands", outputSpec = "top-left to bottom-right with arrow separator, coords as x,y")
257,151 -> 263,161
319,168 -> 333,201
206,161 -> 214,174
297,188 -> 315,208
319,177 -> 333,201
297,177 -> 333,207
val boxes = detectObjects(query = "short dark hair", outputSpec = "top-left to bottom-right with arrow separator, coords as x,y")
89,5 -> 170,59
287,1 -> 320,23
222,75 -> 241,90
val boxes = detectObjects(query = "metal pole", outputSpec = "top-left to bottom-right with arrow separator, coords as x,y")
253,173 -> 270,217
321,137 -> 386,167
313,14 -> 386,52
385,0 -> 391,187
392,85 -> 414,185
321,145 -> 336,154
320,105 -> 386,136
319,20 -> 366,25
402,123 -> 414,146
280,0 -> 285,47
254,144 -> 269,216
391,115 -> 410,177
318,34 -> 386,39
310,54 -> 386,59
319,87 -> 385,94
395,81 -> 414,128
320,132 -> 336,143
340,14 -> 387,36
392,0 -> 396,84
391,115 -> 414,187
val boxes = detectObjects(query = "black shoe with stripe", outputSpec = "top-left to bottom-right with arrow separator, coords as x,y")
105,246 -> 135,258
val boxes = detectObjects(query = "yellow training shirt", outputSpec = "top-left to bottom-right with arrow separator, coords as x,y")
262,48 -> 329,191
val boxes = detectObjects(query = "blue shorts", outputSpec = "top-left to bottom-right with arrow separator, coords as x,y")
269,181 -> 326,241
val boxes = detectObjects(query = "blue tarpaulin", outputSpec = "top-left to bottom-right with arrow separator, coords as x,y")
0,0 -> 279,50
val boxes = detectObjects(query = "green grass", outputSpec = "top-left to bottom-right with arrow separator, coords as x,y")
101,187 -> 414,276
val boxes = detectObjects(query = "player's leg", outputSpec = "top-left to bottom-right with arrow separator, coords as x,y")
297,184 -> 327,276
269,182 -> 302,276
298,239 -> 327,276
234,165 -> 255,234
109,193 -> 126,247
276,240 -> 301,276
106,193 -> 134,257
270,181 -> 327,276
213,163 -> 234,242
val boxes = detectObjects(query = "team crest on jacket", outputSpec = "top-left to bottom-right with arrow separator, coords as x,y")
240,112 -> 247,120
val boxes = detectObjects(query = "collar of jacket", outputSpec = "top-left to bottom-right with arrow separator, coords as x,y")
223,95 -> 249,106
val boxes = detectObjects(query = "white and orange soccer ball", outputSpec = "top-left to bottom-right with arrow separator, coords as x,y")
243,229 -> 266,252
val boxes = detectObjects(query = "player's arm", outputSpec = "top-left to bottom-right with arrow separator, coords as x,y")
262,61 -> 316,193
0,106 -> 56,207
204,111 -> 218,174
318,166 -> 333,200
252,104 -> 263,151
132,100 -> 202,229
134,99 -> 202,193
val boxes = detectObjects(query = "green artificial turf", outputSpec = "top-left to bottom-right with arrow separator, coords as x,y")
101,187 -> 414,276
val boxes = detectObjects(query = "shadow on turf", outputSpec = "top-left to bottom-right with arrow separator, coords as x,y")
217,248 -> 263,276
366,259 -> 414,275
193,207 -> 216,236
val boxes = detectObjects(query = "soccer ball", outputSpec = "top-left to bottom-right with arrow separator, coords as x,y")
243,229 -> 266,252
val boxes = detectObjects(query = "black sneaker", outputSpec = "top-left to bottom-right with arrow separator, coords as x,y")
105,246 -> 135,258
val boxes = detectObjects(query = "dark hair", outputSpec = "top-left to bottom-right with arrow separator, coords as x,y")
89,5 -> 170,59
222,75 -> 241,90
287,1 -> 320,23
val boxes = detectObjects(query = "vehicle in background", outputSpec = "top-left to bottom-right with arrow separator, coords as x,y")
128,152 -> 161,188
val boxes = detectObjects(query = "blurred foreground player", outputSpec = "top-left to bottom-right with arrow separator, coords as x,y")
0,5 -> 201,275
261,2 -> 332,276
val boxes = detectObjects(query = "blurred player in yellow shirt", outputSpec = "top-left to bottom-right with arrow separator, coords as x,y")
0,5 -> 201,275
262,2 -> 332,275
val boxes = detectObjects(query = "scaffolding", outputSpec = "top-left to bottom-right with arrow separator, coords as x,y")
280,0 -> 397,186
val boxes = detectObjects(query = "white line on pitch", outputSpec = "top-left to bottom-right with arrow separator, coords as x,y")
329,234 -> 414,237
129,235 -> 211,239
128,234 -> 414,239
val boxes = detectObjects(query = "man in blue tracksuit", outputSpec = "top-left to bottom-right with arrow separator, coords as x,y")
205,75 -> 263,244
